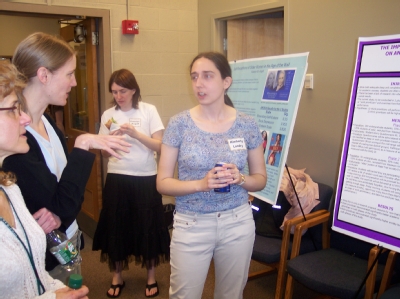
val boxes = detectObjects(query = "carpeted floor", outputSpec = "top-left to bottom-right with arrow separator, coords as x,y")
79,232 -> 320,299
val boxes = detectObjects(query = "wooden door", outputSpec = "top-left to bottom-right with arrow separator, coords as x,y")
60,19 -> 103,228
227,17 -> 284,61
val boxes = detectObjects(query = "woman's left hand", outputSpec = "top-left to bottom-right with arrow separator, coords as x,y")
118,123 -> 139,139
109,123 -> 139,139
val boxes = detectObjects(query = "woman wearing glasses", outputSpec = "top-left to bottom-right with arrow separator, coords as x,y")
3,32 -> 130,283
0,61 -> 89,299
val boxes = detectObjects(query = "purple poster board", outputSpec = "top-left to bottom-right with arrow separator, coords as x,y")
333,34 -> 400,253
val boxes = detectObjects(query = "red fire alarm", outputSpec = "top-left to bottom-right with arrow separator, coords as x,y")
122,20 -> 139,35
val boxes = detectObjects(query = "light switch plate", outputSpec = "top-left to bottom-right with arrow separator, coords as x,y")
305,74 -> 313,89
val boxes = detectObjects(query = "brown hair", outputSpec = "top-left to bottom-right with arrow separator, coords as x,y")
108,69 -> 141,109
0,60 -> 25,185
12,32 -> 75,80
189,52 -> 234,108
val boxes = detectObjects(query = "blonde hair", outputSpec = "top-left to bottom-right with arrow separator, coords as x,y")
0,171 -> 16,186
0,60 -> 25,185
13,32 -> 75,80
0,60 -> 26,102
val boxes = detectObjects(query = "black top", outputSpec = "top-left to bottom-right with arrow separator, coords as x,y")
3,113 -> 95,270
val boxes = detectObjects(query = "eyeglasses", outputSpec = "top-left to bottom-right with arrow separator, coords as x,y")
0,102 -> 21,116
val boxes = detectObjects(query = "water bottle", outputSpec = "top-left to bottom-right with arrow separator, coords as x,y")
46,230 -> 82,271
68,274 -> 83,289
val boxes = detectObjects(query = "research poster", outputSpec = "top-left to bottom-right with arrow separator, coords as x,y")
332,34 -> 400,253
228,53 -> 309,204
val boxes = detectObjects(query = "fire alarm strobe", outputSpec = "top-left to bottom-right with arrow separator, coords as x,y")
122,20 -> 139,35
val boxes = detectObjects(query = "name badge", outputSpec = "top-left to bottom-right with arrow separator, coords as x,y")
228,138 -> 246,151
130,118 -> 141,127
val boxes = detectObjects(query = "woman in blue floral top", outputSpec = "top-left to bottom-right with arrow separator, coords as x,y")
157,52 -> 267,299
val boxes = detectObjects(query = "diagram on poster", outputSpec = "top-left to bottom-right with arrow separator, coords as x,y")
332,34 -> 400,253
228,53 -> 308,204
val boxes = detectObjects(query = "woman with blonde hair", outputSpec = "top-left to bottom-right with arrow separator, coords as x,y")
0,60 -> 89,298
3,32 -> 130,283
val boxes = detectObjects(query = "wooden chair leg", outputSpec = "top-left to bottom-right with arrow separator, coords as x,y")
248,264 -> 277,280
274,262 -> 288,299
364,246 -> 380,299
377,251 -> 397,298
284,273 -> 295,299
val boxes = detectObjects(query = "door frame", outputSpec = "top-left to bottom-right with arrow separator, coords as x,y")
0,2 -> 111,236
211,3 -> 288,55
0,2 -> 111,121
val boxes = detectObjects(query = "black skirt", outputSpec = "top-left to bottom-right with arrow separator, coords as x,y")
92,174 -> 170,271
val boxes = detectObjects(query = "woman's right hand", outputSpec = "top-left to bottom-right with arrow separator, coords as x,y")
32,208 -> 61,234
55,285 -> 89,299
74,134 -> 131,159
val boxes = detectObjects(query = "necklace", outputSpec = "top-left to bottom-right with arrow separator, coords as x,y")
0,187 -> 45,295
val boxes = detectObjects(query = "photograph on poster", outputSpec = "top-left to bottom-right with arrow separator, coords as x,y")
265,71 -> 276,91
267,133 -> 285,167
260,130 -> 270,154
262,69 -> 296,101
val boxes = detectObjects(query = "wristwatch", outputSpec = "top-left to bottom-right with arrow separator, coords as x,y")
238,173 -> 246,186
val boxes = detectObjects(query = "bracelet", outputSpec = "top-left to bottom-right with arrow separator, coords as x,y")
238,173 -> 246,186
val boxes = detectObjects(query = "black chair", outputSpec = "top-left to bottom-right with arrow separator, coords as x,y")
249,182 -> 333,299
379,283 -> 400,299
284,198 -> 393,299
376,251 -> 399,299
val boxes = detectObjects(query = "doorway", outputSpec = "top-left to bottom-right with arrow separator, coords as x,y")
0,2 -> 111,237
60,19 -> 102,237
215,10 -> 284,61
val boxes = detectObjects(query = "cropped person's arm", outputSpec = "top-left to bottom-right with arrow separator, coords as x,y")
132,129 -> 163,154
74,133 -> 130,159
100,127 -> 163,158
118,125 -> 163,154
237,144 -> 267,192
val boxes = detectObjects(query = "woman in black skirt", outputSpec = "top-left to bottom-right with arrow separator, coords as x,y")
93,69 -> 170,298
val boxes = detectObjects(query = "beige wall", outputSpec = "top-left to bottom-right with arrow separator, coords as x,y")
1,0 -> 198,205
3,0 -> 400,194
199,0 -> 400,190
0,15 -> 59,56
1,0 -> 198,126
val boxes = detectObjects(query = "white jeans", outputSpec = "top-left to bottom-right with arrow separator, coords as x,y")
169,202 -> 255,299
48,229 -> 82,285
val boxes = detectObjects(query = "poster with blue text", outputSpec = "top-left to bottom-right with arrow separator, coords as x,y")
228,53 -> 309,204
332,34 -> 400,253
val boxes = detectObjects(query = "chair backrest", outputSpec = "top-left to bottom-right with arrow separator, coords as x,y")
303,182 -> 333,250
253,182 -> 333,242
252,191 -> 291,238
